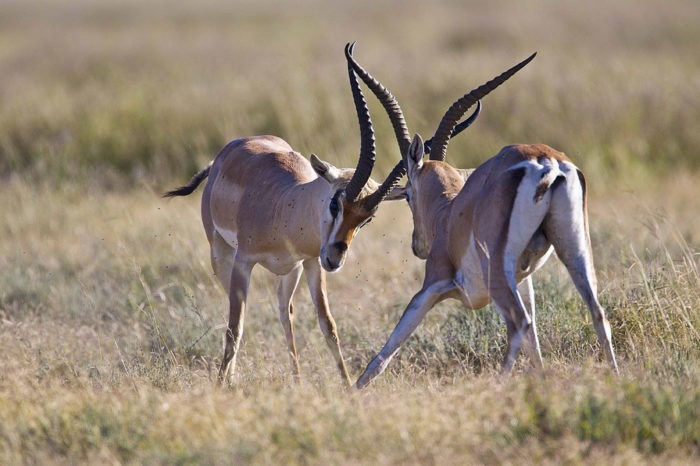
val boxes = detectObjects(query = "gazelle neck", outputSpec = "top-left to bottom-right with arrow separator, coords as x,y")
417,161 -> 466,247
274,176 -> 334,258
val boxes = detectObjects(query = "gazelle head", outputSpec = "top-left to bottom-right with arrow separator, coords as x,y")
399,134 -> 466,259
311,155 -> 384,271
342,43 -> 485,259
311,43 -> 407,272
402,134 -> 429,258
345,43 -> 536,259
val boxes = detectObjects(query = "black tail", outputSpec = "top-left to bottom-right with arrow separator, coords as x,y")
163,163 -> 212,197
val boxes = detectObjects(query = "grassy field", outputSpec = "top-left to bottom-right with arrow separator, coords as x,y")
1,0 -> 699,464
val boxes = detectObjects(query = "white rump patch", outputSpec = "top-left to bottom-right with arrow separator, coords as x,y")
503,161 -> 558,284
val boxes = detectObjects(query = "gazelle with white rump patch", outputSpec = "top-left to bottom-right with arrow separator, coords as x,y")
164,46 -> 409,386
346,48 -> 619,388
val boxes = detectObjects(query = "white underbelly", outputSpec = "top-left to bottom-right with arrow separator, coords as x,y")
255,252 -> 309,276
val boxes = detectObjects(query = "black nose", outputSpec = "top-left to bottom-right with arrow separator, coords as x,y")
333,241 -> 348,253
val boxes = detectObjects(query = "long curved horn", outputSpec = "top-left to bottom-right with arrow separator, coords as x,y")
430,52 -> 536,161
363,159 -> 405,210
424,100 -> 481,156
345,42 -> 411,163
344,43 -> 377,203
366,101 -> 481,208
345,42 -> 407,210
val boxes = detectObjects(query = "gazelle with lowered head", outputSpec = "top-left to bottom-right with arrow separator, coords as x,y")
346,47 -> 619,388
165,47 -> 410,387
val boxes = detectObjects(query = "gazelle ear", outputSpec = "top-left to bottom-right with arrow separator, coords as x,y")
311,154 -> 341,183
384,185 -> 407,201
406,134 -> 425,179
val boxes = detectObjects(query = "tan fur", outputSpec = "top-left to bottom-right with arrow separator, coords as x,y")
355,138 -> 618,389
173,135 -> 385,386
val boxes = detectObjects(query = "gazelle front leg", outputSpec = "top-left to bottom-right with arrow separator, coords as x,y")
303,258 -> 352,387
217,258 -> 253,386
277,264 -> 304,380
355,279 -> 454,389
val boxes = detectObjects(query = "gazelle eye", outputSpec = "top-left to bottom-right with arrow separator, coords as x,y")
359,217 -> 373,229
329,193 -> 340,218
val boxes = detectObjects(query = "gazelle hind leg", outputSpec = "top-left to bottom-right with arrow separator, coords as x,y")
489,239 -> 537,372
210,231 -> 235,293
491,241 -> 542,373
486,165 -> 552,372
277,265 -> 304,380
492,290 -> 532,373
217,258 -> 253,386
554,245 -> 618,372
545,169 -> 619,372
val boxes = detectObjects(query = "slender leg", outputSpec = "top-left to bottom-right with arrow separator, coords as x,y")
303,258 -> 351,386
278,264 -> 304,380
557,250 -> 619,372
499,315 -> 522,373
217,258 -> 253,386
482,249 -> 533,374
355,279 -> 454,389
545,169 -> 619,372
518,276 -> 544,369
473,166 -> 546,374
490,278 -> 532,374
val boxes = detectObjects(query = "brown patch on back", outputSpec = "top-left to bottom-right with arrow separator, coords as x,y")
507,143 -> 571,164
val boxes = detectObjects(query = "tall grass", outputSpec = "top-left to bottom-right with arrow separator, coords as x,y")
1,0 -> 699,464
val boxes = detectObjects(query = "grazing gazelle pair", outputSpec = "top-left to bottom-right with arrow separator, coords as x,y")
166,43 -> 618,388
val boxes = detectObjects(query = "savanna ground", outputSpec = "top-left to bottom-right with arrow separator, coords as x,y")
1,0 -> 699,464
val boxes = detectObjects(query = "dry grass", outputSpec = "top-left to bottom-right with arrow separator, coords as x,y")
1,176 -> 698,464
1,0 -> 699,464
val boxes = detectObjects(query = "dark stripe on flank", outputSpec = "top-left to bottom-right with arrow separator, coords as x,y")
499,167 -> 528,257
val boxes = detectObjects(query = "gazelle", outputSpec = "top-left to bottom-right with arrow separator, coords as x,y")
164,47 -> 409,386
346,47 -> 619,388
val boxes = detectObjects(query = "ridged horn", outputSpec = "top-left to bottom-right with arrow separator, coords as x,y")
344,42 -> 406,210
345,42 -> 411,163
363,159 -> 405,210
424,100 -> 482,156
344,42 -> 377,203
430,52 -> 536,161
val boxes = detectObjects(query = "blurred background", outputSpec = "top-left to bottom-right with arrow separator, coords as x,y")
1,2 -> 699,463
1,0 -> 698,190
